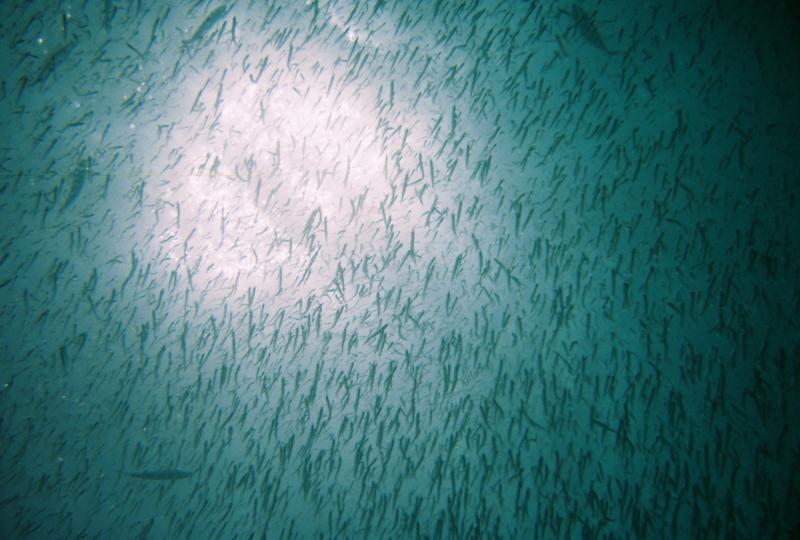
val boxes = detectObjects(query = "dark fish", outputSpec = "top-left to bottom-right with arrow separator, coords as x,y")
128,469 -> 194,480
560,4 -> 619,55
103,0 -> 116,30
0,495 -> 19,506
34,41 -> 76,85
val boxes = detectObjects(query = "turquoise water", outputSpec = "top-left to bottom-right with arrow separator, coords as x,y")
1,0 -> 798,538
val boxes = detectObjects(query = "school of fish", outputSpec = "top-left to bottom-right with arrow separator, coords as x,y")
0,0 -> 798,538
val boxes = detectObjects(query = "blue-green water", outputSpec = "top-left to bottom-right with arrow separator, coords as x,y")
1,0 -> 798,538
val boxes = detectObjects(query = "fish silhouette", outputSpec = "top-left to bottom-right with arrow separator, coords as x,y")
559,4 -> 620,55
128,469 -> 194,481
60,157 -> 91,213
181,4 -> 229,54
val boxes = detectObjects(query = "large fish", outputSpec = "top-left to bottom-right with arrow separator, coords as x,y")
127,469 -> 194,480
181,4 -> 229,53
559,4 -> 619,55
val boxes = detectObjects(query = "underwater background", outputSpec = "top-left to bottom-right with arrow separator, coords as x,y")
1,0 -> 799,538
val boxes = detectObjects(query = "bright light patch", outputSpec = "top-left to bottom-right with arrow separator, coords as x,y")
143,26 -> 424,311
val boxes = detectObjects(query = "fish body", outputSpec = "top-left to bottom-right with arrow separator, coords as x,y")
560,5 -> 619,55
182,4 -> 229,52
34,41 -> 76,85
128,469 -> 194,480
